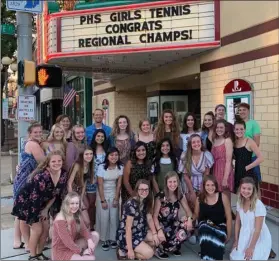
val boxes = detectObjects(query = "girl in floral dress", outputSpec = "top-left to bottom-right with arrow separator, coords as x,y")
116,179 -> 159,260
153,171 -> 193,259
13,122 -> 45,251
12,151 -> 68,260
122,141 -> 152,205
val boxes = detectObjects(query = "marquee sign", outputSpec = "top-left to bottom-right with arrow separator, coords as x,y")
47,1 -> 219,57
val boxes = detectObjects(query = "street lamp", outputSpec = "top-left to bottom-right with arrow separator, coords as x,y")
1,56 -> 13,148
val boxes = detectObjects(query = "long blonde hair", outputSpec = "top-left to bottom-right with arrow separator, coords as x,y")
237,177 -> 258,211
154,109 -> 180,148
28,150 -> 65,181
71,124 -> 87,146
47,124 -> 67,153
60,192 -> 81,233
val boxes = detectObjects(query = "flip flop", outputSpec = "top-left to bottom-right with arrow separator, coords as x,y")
13,242 -> 25,249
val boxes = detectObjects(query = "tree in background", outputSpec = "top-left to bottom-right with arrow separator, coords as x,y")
1,0 -> 17,58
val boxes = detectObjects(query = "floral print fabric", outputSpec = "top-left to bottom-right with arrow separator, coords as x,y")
116,198 -> 148,253
12,169 -> 67,225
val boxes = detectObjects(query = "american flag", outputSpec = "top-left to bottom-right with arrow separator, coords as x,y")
63,85 -> 76,107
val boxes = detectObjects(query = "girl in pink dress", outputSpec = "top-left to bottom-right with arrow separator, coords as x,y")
211,119 -> 234,199
52,192 -> 99,260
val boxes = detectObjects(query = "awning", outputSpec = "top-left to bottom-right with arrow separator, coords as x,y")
39,0 -> 220,80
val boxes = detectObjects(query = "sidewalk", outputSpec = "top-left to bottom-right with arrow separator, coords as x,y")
1,193 -> 278,260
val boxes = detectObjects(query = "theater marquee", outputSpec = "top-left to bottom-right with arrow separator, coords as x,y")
46,0 -> 219,58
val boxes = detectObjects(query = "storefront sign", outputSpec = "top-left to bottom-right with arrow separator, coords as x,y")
223,79 -> 252,94
17,95 -> 36,121
57,1 -> 216,53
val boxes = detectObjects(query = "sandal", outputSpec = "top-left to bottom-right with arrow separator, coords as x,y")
28,255 -> 40,260
13,242 -> 25,249
269,249 -> 277,259
116,248 -> 127,260
37,253 -> 50,260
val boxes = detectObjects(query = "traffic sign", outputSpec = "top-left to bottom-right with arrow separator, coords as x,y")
1,24 -> 16,35
17,95 -> 36,121
6,0 -> 43,14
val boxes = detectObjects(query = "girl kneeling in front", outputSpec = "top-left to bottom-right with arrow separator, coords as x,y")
116,179 -> 159,260
52,192 -> 99,260
230,177 -> 271,260
153,171 -> 193,259
194,175 -> 232,260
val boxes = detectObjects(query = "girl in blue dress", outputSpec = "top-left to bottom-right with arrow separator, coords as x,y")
116,179 -> 159,260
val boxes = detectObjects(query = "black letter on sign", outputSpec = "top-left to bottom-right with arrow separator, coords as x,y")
95,14 -> 101,23
183,5 -> 191,15
80,16 -> 86,25
79,39 -> 85,47
139,34 -> 146,43
134,10 -> 142,19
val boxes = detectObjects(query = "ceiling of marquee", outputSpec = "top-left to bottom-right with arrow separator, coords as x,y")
48,46 -> 215,81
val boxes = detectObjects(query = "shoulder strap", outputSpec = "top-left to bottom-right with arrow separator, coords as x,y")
245,138 -> 249,146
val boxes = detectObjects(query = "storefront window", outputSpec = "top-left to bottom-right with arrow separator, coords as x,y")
65,77 -> 85,125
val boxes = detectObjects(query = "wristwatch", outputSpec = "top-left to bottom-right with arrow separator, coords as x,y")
101,200 -> 106,203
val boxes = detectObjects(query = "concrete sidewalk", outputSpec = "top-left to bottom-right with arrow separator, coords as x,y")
1,194 -> 278,260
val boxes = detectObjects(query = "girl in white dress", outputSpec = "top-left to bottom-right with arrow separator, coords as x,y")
230,177 -> 271,260
95,147 -> 123,251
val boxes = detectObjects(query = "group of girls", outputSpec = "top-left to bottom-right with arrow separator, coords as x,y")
11,106 -> 273,260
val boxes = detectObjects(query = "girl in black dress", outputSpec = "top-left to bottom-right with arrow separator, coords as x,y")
12,151 -> 68,260
194,175 -> 232,260
233,120 -> 264,193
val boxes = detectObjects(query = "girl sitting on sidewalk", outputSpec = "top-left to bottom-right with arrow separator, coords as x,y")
52,192 -> 99,260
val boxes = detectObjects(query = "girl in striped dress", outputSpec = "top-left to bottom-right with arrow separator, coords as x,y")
194,175 -> 232,260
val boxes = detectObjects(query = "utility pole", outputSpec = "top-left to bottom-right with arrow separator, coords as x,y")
16,12 -> 33,161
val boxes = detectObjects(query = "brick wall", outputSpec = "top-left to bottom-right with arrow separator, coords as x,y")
201,55 -> 279,206
114,91 -> 147,130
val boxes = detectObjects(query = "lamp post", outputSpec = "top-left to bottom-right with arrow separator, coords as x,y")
1,56 -> 13,148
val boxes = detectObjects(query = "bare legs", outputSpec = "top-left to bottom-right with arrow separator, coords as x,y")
86,193 -> 96,230
19,220 -> 30,251
70,231 -> 100,260
13,218 -> 22,248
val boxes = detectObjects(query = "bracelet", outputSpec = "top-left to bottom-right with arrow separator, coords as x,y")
101,200 -> 106,203
187,217 -> 193,221
157,227 -> 162,232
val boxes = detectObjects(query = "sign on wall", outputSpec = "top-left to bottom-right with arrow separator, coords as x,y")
102,99 -> 109,125
224,79 -> 253,124
17,95 -> 36,121
55,2 -> 216,53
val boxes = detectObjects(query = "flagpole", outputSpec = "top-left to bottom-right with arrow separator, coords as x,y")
62,74 -> 67,114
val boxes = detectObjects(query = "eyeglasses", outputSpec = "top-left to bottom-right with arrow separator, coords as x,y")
138,188 -> 149,193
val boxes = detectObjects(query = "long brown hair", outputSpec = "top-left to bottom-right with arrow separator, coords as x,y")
154,109 -> 180,148
69,146 -> 94,187
183,134 -> 206,177
60,192 -> 82,233
164,171 -> 183,201
111,115 -> 133,137
212,119 -> 232,141
199,175 -> 219,203
201,111 -> 215,132
28,150 -> 65,181
133,179 -> 153,214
